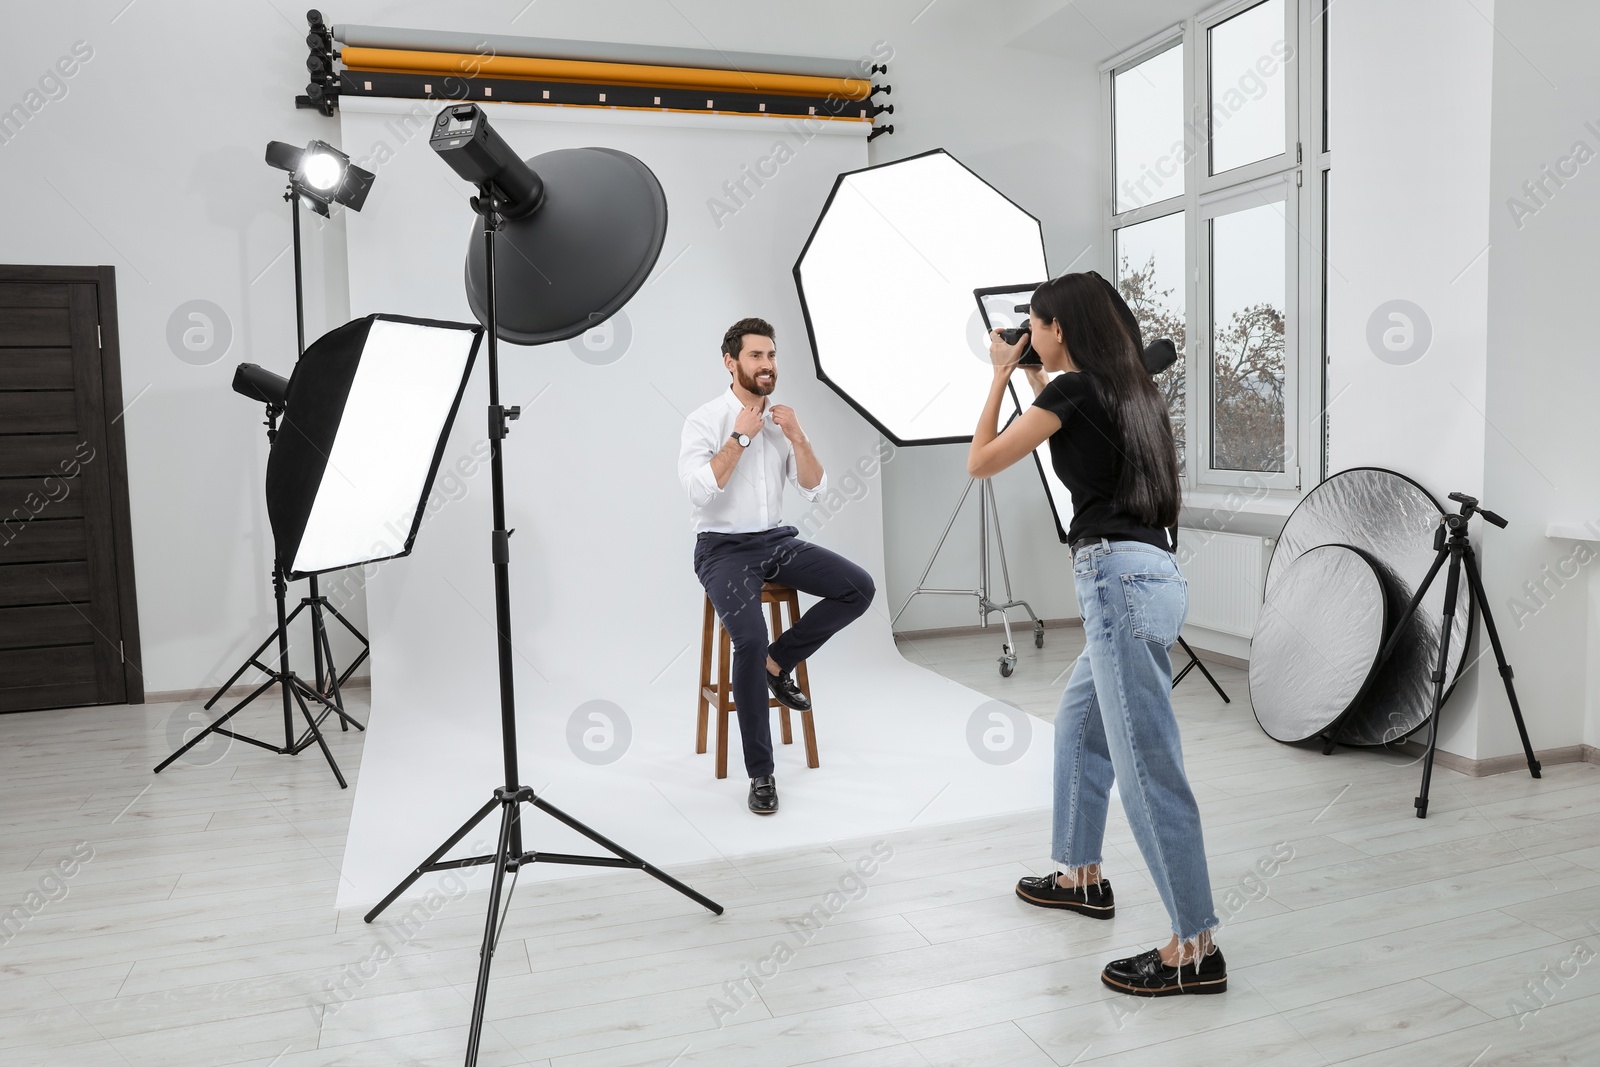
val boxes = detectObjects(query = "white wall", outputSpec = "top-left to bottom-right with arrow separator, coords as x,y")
1478,0 -> 1600,759
1325,0 -> 1498,758
0,0 -> 1096,696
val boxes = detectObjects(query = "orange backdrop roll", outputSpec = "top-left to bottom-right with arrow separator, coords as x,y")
340,48 -> 873,101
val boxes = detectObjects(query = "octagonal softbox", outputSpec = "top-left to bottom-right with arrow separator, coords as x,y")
793,149 -> 1048,446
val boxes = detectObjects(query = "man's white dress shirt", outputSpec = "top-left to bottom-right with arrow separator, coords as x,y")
678,387 -> 828,534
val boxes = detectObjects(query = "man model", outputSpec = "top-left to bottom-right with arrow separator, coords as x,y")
678,317 -> 876,814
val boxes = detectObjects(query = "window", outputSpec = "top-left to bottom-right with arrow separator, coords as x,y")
1106,0 -> 1330,497
1114,212 -> 1187,473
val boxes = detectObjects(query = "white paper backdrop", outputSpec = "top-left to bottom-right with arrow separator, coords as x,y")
335,99 -> 1054,908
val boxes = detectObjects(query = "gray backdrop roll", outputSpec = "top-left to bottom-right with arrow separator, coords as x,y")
334,100 -> 1054,908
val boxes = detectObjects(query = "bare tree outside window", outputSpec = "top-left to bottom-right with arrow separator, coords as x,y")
1118,252 -> 1187,476
1212,301 -> 1285,471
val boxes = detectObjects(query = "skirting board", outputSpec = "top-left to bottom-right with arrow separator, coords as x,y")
144,676 -> 371,706
1393,740 -> 1600,777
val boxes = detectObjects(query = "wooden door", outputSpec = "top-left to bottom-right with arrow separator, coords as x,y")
0,266 -> 142,711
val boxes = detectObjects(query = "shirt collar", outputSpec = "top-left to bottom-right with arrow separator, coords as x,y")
723,386 -> 769,417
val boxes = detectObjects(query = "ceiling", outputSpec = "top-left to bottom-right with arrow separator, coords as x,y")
1007,0 -> 1211,64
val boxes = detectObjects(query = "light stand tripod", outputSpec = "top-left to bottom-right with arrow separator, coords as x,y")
1320,492 -> 1540,818
893,473 -> 1044,677
362,189 -> 722,1067
155,188 -> 367,786
1169,529 -> 1230,703
1171,636 -> 1231,702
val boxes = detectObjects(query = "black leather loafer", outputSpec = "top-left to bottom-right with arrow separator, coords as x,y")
1015,874 -> 1115,918
1101,946 -> 1227,997
749,774 -> 779,815
765,668 -> 811,711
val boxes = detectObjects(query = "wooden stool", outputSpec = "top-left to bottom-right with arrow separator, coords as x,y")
697,581 -> 819,779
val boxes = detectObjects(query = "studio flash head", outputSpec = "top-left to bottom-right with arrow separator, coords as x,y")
429,104 -> 545,219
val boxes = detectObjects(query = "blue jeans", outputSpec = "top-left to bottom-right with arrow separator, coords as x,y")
1053,538 -> 1219,945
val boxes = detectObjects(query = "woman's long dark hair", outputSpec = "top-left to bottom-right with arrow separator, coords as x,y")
1030,271 -> 1181,529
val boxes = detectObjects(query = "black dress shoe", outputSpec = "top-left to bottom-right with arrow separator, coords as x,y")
1015,874 -> 1115,918
749,774 -> 779,814
1101,945 -> 1227,997
765,667 -> 811,711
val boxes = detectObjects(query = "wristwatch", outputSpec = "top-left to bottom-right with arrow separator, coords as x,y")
730,431 -> 750,448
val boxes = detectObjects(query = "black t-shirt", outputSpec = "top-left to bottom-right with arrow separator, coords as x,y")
1029,371 -> 1173,551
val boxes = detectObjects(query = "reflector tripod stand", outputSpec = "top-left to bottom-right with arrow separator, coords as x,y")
361,190 -> 722,1067
1321,492 -> 1540,817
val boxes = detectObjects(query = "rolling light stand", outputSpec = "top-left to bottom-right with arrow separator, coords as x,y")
362,189 -> 722,1067
893,473 -> 1044,677
1322,492 -> 1540,818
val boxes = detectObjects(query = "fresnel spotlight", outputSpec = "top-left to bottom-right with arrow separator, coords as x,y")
264,138 -> 373,217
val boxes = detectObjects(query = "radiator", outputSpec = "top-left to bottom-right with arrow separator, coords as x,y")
1176,529 -> 1272,638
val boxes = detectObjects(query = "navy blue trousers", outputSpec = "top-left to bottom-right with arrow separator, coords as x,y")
693,525 -> 875,777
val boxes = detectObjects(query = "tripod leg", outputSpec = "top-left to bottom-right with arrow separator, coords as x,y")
153,676 -> 277,772
273,569 -> 298,751
985,481 -> 1041,626
203,624 -> 288,711
293,681 -> 347,788
464,797 -> 518,1067
308,590 -> 337,723
315,603 -> 363,732
1416,549 -> 1463,819
1174,637 -> 1231,704
323,602 -> 371,689
1462,547 -> 1541,779
309,579 -> 327,696
364,796 -> 500,923
528,793 -> 725,915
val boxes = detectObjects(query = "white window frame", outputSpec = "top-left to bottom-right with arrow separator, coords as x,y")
1102,0 -> 1330,506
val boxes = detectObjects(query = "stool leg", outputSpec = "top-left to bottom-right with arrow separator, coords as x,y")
769,598 -> 793,746
716,621 -> 731,780
697,598 -> 713,755
787,592 -> 819,769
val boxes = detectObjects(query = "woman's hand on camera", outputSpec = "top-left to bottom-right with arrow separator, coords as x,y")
988,328 -> 1028,376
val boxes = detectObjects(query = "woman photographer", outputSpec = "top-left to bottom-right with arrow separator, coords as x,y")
967,271 -> 1224,997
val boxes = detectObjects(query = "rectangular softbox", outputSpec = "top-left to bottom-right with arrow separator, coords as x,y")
265,314 -> 483,578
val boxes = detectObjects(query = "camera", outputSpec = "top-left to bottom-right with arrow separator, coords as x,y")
998,302 -> 1042,366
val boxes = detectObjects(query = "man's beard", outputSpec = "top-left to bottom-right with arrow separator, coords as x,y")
738,366 -> 776,395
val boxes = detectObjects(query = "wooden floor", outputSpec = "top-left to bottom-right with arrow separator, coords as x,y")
3,628 -> 1599,1065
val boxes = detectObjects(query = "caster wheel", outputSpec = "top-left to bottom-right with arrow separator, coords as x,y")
999,660 -> 1014,677
1033,624 -> 1045,649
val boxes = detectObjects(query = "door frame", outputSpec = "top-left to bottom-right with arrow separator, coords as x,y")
1,264 -> 143,704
